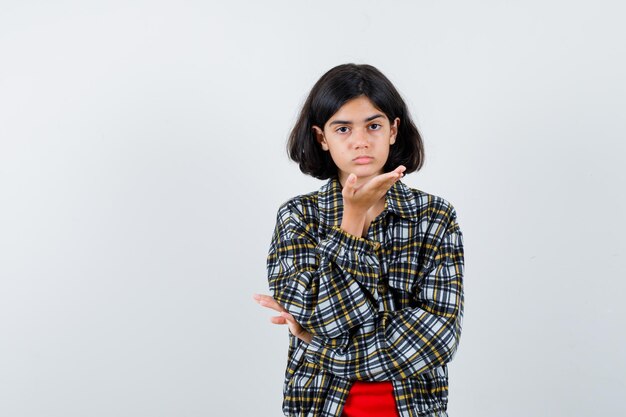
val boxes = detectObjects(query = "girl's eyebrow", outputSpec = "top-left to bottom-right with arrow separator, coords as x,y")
329,113 -> 385,126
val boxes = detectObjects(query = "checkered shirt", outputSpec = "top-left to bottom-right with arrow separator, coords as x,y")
267,176 -> 464,417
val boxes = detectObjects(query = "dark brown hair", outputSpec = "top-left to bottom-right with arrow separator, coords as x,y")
287,63 -> 425,180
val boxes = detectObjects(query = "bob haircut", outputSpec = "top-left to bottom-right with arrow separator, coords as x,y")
287,63 -> 425,180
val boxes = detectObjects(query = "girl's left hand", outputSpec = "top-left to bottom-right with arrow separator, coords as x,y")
253,293 -> 313,344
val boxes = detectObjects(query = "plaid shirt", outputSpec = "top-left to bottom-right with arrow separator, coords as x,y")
267,176 -> 464,417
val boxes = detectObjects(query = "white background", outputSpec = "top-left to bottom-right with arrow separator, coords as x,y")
1,1 -> 624,416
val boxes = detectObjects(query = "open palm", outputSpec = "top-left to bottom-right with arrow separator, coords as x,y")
253,293 -> 312,344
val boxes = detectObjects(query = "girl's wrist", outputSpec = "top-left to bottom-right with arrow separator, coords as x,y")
341,206 -> 367,237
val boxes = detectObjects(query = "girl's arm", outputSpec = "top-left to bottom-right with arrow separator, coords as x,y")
302,219 -> 465,381
266,198 -> 382,340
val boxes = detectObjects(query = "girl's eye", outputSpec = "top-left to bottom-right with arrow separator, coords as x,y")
336,127 -> 349,133
369,123 -> 381,130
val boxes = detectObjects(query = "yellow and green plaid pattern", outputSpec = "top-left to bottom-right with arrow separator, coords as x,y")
267,176 -> 464,417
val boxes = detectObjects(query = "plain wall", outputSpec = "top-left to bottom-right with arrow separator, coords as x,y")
1,1 -> 624,416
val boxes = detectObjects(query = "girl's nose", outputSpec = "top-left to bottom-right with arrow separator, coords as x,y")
352,127 -> 368,147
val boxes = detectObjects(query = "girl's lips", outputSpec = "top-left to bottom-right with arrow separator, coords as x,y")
353,156 -> 373,164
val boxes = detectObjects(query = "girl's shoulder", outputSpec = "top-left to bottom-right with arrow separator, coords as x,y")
403,184 -> 459,223
273,189 -> 320,223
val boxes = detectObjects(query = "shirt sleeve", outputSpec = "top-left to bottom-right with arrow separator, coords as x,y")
301,221 -> 465,381
266,199 -> 382,339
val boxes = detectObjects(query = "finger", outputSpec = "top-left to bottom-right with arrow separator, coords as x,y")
343,173 -> 358,194
254,295 -> 287,313
280,311 -> 297,323
279,314 -> 300,334
270,316 -> 288,325
392,166 -> 406,177
385,166 -> 405,178
372,171 -> 401,191
258,300 -> 285,314
387,168 -> 404,183
253,293 -> 277,303
253,293 -> 280,304
380,169 -> 402,182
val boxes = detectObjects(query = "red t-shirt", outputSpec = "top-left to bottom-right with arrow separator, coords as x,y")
341,381 -> 400,417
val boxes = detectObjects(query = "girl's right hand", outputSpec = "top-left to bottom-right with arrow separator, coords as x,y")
342,165 -> 406,213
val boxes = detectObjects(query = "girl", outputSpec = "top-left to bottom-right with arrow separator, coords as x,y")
253,63 -> 464,417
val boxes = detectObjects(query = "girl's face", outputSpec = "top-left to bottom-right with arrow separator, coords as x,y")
312,95 -> 399,189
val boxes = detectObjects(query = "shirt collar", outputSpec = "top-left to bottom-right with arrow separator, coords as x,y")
317,176 -> 419,228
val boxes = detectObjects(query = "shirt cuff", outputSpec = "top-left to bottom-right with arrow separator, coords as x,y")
327,225 -> 381,251
315,225 -> 382,273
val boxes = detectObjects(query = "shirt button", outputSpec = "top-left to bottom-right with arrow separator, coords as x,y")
372,241 -> 381,251
377,282 -> 388,294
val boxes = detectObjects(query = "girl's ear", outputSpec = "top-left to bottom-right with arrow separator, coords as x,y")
390,117 -> 400,145
312,125 -> 329,151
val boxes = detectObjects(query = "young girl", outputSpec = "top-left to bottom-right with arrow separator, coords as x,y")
253,63 -> 464,417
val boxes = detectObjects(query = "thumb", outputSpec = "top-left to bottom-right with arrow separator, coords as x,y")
347,173 -> 356,186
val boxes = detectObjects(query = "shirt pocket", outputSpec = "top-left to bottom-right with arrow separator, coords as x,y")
387,251 -> 422,305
